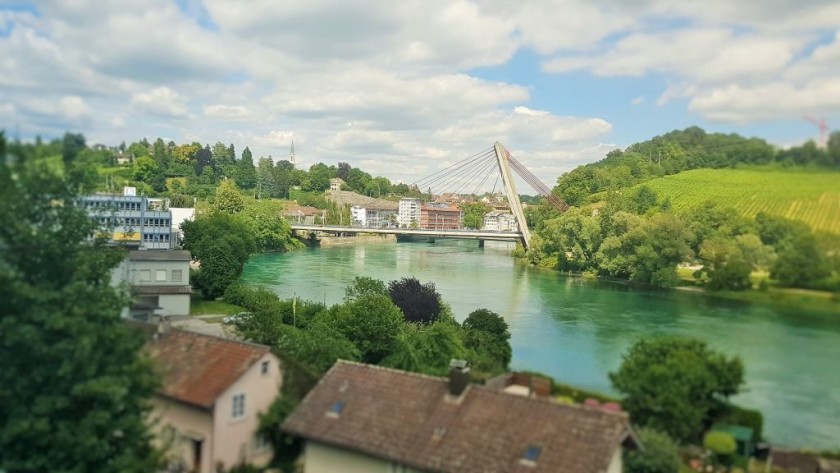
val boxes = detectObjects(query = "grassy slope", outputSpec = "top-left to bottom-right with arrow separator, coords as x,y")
639,167 -> 840,234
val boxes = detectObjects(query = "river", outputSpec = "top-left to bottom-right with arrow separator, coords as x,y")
241,239 -> 840,449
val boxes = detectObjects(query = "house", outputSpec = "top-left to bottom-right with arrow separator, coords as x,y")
282,361 -> 640,473
329,177 -> 346,191
284,203 -> 322,225
420,203 -> 462,230
112,250 -> 192,318
137,321 -> 282,473
81,187 -> 173,249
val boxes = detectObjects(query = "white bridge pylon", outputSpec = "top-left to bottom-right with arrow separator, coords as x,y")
494,142 -> 532,250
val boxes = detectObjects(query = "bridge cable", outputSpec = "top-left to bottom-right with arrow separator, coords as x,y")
414,151 -> 495,195
451,156 -> 498,196
413,147 -> 494,189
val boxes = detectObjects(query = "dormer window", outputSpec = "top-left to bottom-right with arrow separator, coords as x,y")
519,445 -> 541,467
326,401 -> 345,419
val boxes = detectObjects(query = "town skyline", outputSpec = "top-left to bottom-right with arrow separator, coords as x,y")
2,1 -> 839,184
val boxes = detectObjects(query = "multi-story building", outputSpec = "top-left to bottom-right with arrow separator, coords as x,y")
421,203 -> 462,230
112,250 -> 192,318
350,206 -> 367,227
82,187 -> 173,249
352,205 -> 397,228
398,198 -> 421,228
483,211 -> 518,232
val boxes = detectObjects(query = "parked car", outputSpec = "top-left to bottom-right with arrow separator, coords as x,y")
223,312 -> 253,325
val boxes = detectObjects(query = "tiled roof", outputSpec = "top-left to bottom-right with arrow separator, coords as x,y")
282,361 -> 637,473
137,324 -> 270,409
128,250 -> 192,261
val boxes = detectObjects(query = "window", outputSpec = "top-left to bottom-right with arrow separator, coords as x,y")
171,270 -> 183,282
139,270 -> 151,282
326,400 -> 344,418
155,270 -> 167,282
232,394 -> 245,419
261,360 -> 269,375
519,445 -> 541,467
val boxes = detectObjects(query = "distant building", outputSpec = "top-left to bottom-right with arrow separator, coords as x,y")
329,177 -> 346,191
350,206 -> 366,227
284,203 -> 322,225
134,321 -> 281,473
398,198 -> 421,228
169,206 -> 195,247
283,360 -> 640,473
483,211 -> 517,232
81,187 -> 173,249
365,207 -> 398,228
421,203 -> 462,230
112,250 -> 192,319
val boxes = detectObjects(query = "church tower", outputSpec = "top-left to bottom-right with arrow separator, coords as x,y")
289,139 -> 296,168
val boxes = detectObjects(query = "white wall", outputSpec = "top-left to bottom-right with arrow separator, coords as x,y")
158,294 -> 190,316
212,353 -> 283,470
607,447 -> 623,473
152,397 -> 214,473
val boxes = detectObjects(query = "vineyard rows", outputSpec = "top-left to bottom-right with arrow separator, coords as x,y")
639,168 -> 840,234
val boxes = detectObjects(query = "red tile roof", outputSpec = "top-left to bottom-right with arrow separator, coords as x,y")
282,361 -> 638,473
138,324 -> 270,409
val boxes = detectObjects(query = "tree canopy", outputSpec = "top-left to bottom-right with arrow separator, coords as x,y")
388,277 -> 443,324
0,147 -> 160,472
610,337 -> 744,443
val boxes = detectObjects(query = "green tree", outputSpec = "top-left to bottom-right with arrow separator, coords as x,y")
462,202 -> 490,229
242,199 -> 300,252
214,179 -> 246,214
382,321 -> 469,376
771,231 -> 831,288
624,428 -> 681,473
181,212 -> 257,299
61,131 -> 86,165
317,294 -> 402,363
132,155 -> 160,183
610,337 -> 744,443
236,147 -> 258,190
388,277 -> 443,324
463,309 -> 512,373
344,276 -> 388,301
0,156 -> 161,472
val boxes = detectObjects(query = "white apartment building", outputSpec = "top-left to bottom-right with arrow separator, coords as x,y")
398,198 -> 421,228
483,211 -> 518,232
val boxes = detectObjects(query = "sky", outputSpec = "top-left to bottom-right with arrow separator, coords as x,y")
1,0 -> 839,188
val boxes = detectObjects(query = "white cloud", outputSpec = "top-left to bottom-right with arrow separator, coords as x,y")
631,96 -> 644,105
130,87 -> 189,118
203,105 -> 249,120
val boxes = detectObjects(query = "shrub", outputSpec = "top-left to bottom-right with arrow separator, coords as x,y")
704,431 -> 737,455
624,428 -> 681,473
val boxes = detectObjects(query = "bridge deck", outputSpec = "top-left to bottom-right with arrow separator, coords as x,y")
291,224 -> 524,242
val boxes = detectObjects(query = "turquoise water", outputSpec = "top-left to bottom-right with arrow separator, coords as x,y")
241,240 -> 840,449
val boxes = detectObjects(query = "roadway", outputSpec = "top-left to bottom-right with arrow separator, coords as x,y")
290,224 -> 524,242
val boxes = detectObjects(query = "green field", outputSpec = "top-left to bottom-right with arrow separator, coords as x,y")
639,168 -> 840,234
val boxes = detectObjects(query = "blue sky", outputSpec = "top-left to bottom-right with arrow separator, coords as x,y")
1,1 -> 839,186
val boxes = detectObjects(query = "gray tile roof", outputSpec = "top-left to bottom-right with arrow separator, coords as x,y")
282,361 -> 638,473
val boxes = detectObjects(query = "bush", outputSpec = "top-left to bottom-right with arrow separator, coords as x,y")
624,428 -> 681,473
704,431 -> 737,455
714,404 -> 764,442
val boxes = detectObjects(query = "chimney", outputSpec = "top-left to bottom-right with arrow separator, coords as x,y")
448,359 -> 470,396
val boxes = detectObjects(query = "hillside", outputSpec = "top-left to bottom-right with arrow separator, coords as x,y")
638,168 -> 840,234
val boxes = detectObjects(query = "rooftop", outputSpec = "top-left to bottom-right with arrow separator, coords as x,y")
132,322 -> 270,409
128,250 -> 191,262
282,361 -> 637,473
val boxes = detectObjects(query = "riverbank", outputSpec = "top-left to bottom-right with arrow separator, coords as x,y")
318,233 -> 396,247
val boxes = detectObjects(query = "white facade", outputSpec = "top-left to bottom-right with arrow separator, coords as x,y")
303,442 -> 423,473
351,206 -> 366,227
483,211 -> 517,232
82,192 -> 173,249
398,198 -> 421,228
170,207 -> 195,247
111,250 -> 192,318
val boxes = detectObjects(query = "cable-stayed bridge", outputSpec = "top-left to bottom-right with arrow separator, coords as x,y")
291,142 -> 567,249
